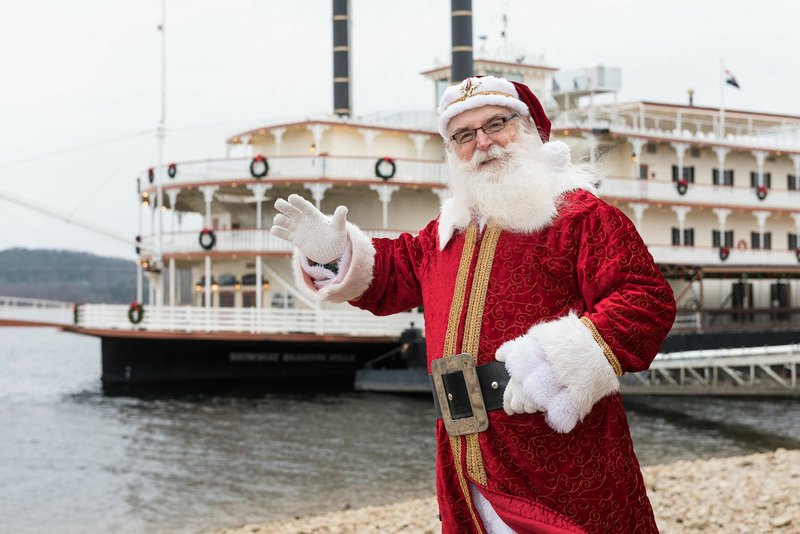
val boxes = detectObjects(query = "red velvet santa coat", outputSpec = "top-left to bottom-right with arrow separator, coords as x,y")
295,183 -> 676,532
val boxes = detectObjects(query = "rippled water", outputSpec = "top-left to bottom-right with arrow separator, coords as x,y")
1,327 -> 798,534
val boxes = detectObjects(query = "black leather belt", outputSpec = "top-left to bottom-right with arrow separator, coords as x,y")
431,359 -> 510,422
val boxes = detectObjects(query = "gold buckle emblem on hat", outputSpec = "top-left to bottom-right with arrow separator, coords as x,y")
461,78 -> 482,99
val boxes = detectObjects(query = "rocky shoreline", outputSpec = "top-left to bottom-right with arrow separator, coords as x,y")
210,448 -> 800,534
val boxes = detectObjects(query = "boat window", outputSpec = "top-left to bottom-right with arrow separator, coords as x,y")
219,274 -> 237,286
271,292 -> 295,309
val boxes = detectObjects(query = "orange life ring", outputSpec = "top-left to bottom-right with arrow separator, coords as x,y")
736,239 -> 747,250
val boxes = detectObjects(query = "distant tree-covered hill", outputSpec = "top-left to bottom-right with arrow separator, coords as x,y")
0,248 -> 139,304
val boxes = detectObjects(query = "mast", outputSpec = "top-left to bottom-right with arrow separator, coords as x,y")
155,0 -> 166,306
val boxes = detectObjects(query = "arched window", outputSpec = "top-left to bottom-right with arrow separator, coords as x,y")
218,274 -> 237,286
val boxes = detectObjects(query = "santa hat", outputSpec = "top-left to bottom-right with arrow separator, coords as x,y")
437,76 -> 551,143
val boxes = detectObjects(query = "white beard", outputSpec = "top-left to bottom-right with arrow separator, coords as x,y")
445,129 -> 560,233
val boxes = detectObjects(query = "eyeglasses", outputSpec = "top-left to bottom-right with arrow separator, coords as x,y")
450,113 -> 519,144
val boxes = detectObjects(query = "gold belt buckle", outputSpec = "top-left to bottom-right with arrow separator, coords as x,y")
431,353 -> 489,436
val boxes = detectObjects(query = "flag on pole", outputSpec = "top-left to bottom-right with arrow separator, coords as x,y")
725,69 -> 740,89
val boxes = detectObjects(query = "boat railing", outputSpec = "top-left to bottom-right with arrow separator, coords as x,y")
551,118 -> 800,153
701,307 -> 800,330
673,310 -> 701,329
0,296 -> 73,325
673,307 -> 800,331
647,243 -> 800,266
4,294 -> 797,339
141,155 -> 447,187
77,303 -> 424,337
138,228 -> 407,256
599,175 -> 800,210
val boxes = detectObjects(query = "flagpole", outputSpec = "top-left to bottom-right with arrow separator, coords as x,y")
719,58 -> 725,139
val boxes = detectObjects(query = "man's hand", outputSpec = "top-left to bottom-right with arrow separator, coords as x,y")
502,378 -> 542,415
496,333 -> 581,433
271,194 -> 349,265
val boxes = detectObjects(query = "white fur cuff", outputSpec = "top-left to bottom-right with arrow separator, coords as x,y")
528,312 -> 620,424
292,222 -> 376,303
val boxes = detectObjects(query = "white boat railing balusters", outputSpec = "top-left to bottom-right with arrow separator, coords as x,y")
139,228 -> 406,257
145,227 -> 798,267
3,294 -> 800,345
0,296 -> 73,325
74,303 -> 426,337
141,155 -> 446,188
647,243 -> 799,266
598,175 -> 800,211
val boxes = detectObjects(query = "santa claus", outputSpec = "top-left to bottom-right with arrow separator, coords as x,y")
271,76 -> 676,534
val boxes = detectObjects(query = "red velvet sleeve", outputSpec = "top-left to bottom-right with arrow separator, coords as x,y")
349,219 -> 437,316
574,200 -> 676,372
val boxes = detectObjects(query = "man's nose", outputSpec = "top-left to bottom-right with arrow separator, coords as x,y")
475,129 -> 493,150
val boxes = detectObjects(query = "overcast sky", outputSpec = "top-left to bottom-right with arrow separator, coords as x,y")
1,0 -> 798,259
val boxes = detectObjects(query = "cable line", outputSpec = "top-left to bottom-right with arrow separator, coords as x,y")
0,189 -> 133,246
0,129 -> 154,173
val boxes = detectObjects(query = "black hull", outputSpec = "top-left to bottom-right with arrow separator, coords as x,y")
98,326 -> 798,394
101,335 -> 399,392
662,329 -> 800,353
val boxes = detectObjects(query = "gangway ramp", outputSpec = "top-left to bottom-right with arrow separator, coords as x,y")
622,344 -> 800,397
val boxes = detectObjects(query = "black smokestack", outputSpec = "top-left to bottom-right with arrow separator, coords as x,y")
451,0 -> 473,83
332,0 -> 351,117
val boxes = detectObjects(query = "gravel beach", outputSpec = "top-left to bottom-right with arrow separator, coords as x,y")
210,448 -> 800,534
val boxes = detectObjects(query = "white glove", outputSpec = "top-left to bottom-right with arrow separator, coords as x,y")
271,194 -> 349,264
496,333 -> 580,433
502,378 -> 542,415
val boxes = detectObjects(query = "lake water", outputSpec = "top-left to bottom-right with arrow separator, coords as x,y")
1,327 -> 798,534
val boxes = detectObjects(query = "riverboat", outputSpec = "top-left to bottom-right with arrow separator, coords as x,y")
67,5 -> 800,389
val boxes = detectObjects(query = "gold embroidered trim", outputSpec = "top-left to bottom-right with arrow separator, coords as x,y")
440,224 -> 501,531
460,226 -> 501,486
443,224 -> 477,356
449,435 -> 482,531
464,433 -> 486,485
580,316 -> 623,377
445,91 -> 518,109
462,226 -> 501,359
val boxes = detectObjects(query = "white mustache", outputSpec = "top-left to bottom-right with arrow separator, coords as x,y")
470,144 -> 510,168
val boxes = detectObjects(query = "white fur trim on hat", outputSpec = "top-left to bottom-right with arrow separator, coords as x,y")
437,76 -> 530,139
